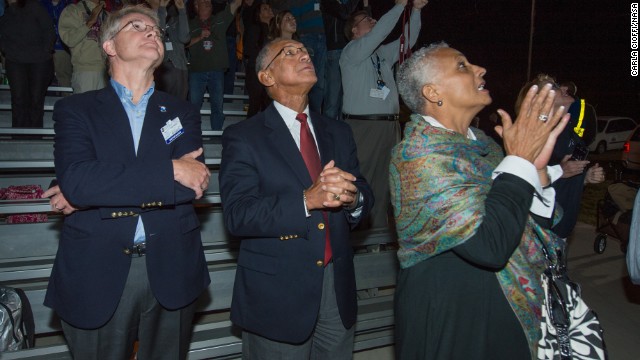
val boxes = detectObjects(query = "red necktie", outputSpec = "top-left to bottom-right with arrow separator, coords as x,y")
296,113 -> 332,264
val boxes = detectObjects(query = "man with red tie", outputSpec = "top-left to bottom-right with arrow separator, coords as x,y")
219,38 -> 373,359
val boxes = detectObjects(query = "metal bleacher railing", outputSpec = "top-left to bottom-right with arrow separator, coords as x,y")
0,78 -> 398,359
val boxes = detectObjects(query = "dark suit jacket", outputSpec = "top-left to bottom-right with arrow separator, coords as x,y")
219,104 -> 373,343
44,85 -> 211,329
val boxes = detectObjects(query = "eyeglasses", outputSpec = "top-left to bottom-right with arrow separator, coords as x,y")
114,20 -> 164,39
354,15 -> 373,27
264,46 -> 310,69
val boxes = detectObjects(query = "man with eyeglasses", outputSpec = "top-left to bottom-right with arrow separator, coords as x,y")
340,0 -> 428,231
43,5 -> 211,359
219,38 -> 373,359
58,0 -> 108,93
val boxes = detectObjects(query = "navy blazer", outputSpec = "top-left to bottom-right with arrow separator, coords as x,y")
219,104 -> 373,343
44,85 -> 211,329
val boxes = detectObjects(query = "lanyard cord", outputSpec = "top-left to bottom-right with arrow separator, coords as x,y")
370,54 -> 384,86
399,1 -> 412,65
574,99 -> 586,138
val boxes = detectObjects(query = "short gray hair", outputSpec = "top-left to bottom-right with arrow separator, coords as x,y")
397,42 -> 450,114
100,5 -> 160,47
255,38 -> 284,75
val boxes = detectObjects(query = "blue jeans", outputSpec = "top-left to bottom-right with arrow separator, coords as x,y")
323,49 -> 343,120
189,70 -> 224,130
300,33 -> 326,114
224,35 -> 238,96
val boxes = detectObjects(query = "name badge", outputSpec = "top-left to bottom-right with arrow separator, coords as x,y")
369,85 -> 390,100
314,2 -> 320,11
161,117 -> 184,144
165,42 -> 173,51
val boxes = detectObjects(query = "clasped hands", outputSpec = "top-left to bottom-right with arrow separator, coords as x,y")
305,160 -> 358,211
495,83 -> 570,185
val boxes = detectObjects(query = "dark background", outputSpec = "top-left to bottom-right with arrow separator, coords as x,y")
371,0 -> 639,121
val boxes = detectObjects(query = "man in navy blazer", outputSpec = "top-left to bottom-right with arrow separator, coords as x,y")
42,5 -> 211,359
219,38 -> 373,359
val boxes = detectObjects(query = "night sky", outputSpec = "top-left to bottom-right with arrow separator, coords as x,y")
372,0 -> 638,121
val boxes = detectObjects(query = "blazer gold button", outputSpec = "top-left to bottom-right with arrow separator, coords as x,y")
280,236 -> 284,240
152,202 -> 157,206
317,223 -> 325,230
316,260 -> 324,267
111,212 -> 117,218
141,203 -> 145,208
123,248 -> 131,255
157,202 -> 162,207
129,211 -> 135,216
117,212 -> 123,217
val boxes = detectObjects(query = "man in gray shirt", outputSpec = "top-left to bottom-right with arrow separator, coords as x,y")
340,0 -> 427,229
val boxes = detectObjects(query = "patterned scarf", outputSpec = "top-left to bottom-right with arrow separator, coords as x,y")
390,114 -> 564,357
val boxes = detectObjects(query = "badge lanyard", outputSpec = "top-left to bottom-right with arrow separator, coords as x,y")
399,1 -> 413,64
371,54 -> 385,89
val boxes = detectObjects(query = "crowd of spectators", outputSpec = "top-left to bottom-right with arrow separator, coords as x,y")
0,0 -> 603,233
0,0 -> 386,130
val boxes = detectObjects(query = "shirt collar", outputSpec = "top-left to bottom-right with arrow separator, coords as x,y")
110,79 -> 155,105
273,100 -> 311,129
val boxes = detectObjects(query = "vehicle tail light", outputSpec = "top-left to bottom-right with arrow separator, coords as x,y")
623,141 -> 630,153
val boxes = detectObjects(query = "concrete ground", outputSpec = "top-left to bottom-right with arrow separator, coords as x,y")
355,221 -> 640,359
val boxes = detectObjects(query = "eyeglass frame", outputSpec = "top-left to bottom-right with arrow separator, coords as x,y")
113,20 -> 165,39
264,45 -> 310,70
354,15 -> 373,28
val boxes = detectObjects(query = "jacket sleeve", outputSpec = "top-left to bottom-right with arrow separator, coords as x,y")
59,5 -> 95,48
35,1 -> 56,53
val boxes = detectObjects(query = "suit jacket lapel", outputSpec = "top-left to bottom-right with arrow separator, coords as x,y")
96,87 -> 137,161
264,105 -> 314,186
137,93 -> 166,159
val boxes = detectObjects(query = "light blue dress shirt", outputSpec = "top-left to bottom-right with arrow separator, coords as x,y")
110,79 -> 155,245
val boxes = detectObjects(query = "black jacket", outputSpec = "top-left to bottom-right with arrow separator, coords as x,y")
320,0 -> 361,51
0,0 -> 55,63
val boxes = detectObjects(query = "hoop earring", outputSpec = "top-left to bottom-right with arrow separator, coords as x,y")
437,100 -> 443,106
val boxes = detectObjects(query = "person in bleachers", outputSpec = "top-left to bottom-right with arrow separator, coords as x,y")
0,0 -> 55,128
340,0 -> 426,230
149,0 -> 190,100
223,0 -> 240,98
187,0 -> 241,130
40,0 -> 73,89
242,0 -> 273,117
219,38 -> 373,359
390,43 -> 568,359
268,9 -> 298,40
319,0 -> 363,120
58,0 -> 108,93
42,5 -> 211,358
